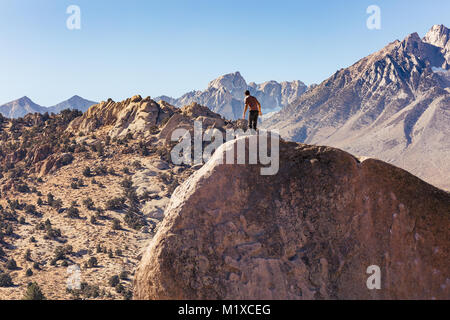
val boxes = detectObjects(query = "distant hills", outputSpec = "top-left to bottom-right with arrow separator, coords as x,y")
0,95 -> 97,118
264,24 -> 450,190
155,72 -> 310,120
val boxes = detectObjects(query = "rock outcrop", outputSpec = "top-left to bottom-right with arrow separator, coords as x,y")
36,153 -> 74,177
423,24 -> 450,67
134,137 -> 450,300
67,95 -> 177,139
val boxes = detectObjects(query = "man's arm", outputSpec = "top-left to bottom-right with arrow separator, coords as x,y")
243,103 -> 248,120
257,101 -> 262,115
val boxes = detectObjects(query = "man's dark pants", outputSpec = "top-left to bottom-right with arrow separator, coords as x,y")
249,110 -> 259,130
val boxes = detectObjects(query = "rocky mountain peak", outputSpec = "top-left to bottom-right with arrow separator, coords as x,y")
424,24 -> 449,48
423,24 -> 450,68
9,96 -> 39,108
404,32 -> 422,43
207,71 -> 247,98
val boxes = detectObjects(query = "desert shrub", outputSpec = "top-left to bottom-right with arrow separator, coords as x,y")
167,180 -> 179,194
108,249 -> 113,258
47,193 -> 55,206
115,249 -> 122,256
109,275 -> 120,287
82,166 -> 92,177
83,198 -> 95,210
61,260 -> 69,267
6,258 -> 18,270
0,247 -> 5,257
106,197 -> 126,211
52,199 -> 63,210
25,204 -> 37,215
16,183 -> 30,193
122,167 -> 131,175
80,282 -> 100,298
77,144 -> 87,153
25,268 -> 33,277
0,273 -> 13,287
8,199 -> 24,211
132,160 -> 142,169
70,182 -> 78,189
87,257 -> 98,268
115,283 -> 125,294
64,245 -> 73,255
59,153 -> 74,166
124,210 -> 146,230
47,193 -> 62,210
112,219 -> 121,231
90,215 -> 97,224
44,219 -> 51,229
25,249 -> 32,261
23,282 -> 45,300
19,216 -> 26,224
66,206 -> 80,219
54,246 -> 66,261
159,172 -> 173,184
119,271 -> 128,280
123,290 -> 133,300
120,178 -> 133,190
95,165 -> 108,176
91,142 -> 104,157
37,198 -> 43,206
32,262 -> 40,270
5,224 -> 14,236
127,192 -> 140,212
46,227 -> 61,239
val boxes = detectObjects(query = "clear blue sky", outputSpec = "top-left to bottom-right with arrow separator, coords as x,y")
1,0 -> 449,106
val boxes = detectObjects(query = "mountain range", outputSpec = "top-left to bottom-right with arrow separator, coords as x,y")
264,24 -> 450,190
0,95 -> 97,119
155,72 -> 309,120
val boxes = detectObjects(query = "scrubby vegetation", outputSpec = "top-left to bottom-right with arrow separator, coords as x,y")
0,273 -> 13,287
22,282 -> 46,300
0,103 -> 199,300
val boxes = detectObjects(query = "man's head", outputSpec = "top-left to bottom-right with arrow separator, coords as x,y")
245,90 -> 250,96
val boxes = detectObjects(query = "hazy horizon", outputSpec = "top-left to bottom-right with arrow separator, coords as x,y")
1,0 -> 449,105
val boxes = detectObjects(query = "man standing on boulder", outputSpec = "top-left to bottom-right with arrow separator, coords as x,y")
243,90 -> 262,131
